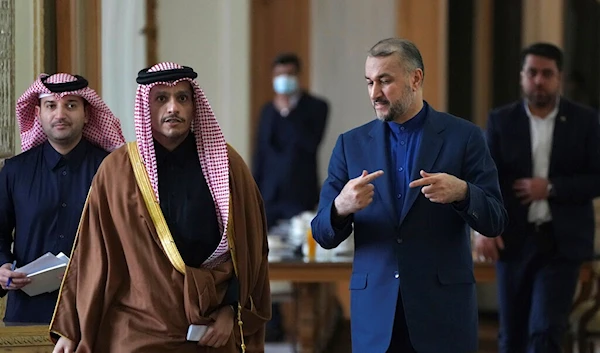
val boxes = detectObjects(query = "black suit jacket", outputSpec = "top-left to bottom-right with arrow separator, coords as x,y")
486,98 -> 600,261
252,92 -> 329,227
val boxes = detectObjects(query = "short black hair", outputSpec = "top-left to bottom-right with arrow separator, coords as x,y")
520,42 -> 563,72
368,38 -> 425,79
272,53 -> 301,73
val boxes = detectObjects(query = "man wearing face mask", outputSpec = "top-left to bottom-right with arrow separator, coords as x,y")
252,53 -> 329,230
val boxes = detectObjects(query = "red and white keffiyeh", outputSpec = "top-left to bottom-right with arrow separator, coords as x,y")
16,73 -> 125,152
135,62 -> 230,267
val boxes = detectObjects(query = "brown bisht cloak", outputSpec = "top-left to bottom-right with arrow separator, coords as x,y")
49,143 -> 271,352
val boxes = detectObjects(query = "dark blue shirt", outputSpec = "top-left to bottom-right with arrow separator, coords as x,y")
387,103 -> 428,219
0,138 -> 108,323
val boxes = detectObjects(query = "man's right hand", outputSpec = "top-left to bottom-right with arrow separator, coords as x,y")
0,263 -> 30,290
53,337 -> 76,353
274,95 -> 291,112
474,232 -> 505,262
334,170 -> 384,217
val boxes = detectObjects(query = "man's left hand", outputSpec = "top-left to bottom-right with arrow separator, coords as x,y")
409,170 -> 468,204
513,177 -> 549,204
199,306 -> 234,348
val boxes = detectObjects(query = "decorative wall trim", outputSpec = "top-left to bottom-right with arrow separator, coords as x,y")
0,0 -> 15,162
0,324 -> 53,348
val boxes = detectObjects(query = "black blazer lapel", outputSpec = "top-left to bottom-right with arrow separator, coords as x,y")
549,99 -> 572,174
513,103 -> 534,177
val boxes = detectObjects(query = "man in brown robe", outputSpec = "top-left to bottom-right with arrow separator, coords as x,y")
50,62 -> 271,353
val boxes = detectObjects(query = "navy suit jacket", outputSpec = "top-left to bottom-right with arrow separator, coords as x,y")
311,106 -> 507,353
486,98 -> 600,261
252,92 -> 328,226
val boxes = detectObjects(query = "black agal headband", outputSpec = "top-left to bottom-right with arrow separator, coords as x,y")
41,74 -> 89,93
136,66 -> 198,85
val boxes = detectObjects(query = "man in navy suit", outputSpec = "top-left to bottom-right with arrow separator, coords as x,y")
252,53 -> 329,229
311,38 -> 507,353
475,43 -> 600,353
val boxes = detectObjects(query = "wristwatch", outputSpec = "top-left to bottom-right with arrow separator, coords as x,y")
547,182 -> 556,198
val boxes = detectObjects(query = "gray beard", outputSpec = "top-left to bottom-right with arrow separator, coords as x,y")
377,94 -> 414,122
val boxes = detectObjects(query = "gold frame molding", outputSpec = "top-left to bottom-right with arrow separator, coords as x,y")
0,324 -> 53,350
0,0 -> 15,162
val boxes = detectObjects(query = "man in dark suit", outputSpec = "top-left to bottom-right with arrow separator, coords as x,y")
252,53 -> 329,229
311,37 -> 507,353
252,53 -> 329,342
475,42 -> 600,353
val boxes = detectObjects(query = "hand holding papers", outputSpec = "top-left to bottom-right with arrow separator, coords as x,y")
14,252 -> 69,296
0,260 -> 30,290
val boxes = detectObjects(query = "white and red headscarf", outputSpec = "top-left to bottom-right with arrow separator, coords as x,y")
16,73 -> 126,152
135,62 -> 230,267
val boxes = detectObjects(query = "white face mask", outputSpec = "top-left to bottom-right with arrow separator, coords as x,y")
273,75 -> 298,95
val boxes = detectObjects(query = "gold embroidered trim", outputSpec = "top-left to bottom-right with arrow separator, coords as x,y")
127,142 -> 186,274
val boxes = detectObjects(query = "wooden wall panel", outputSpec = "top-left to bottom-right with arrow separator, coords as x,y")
472,0 -> 493,127
82,0 -> 101,92
250,0 -> 311,154
396,0 -> 448,111
54,0 -> 102,93
55,0 -> 73,74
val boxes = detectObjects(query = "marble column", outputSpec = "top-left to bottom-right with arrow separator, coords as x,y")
0,0 -> 15,169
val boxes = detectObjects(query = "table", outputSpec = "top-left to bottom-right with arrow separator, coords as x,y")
269,256 -> 594,353
269,256 -> 498,283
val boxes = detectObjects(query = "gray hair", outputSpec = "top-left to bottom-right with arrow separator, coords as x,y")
368,38 -> 425,80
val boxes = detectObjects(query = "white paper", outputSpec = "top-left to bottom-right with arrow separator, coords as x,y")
15,252 -> 69,297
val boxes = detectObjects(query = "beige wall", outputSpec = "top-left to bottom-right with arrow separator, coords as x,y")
101,0 -> 146,142
156,0 -> 251,162
396,0 -> 448,112
310,0 -> 397,182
